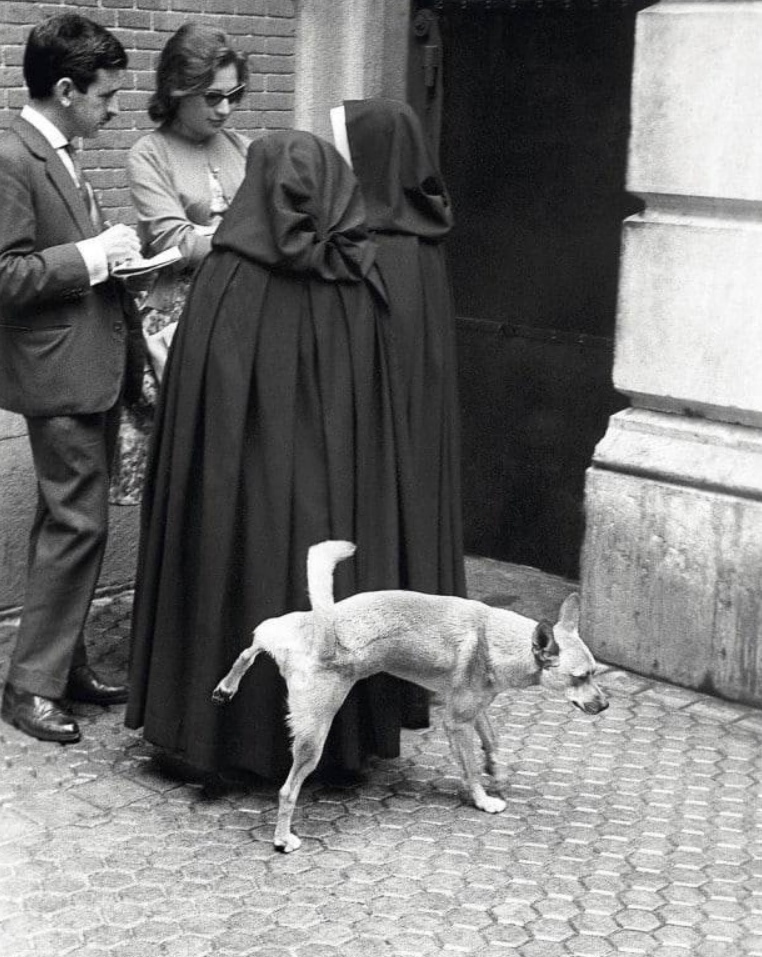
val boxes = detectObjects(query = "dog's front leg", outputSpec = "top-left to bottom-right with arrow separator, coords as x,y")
474,710 -> 501,780
444,706 -> 506,815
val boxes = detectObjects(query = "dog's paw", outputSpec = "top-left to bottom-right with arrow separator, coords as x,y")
475,794 -> 507,814
273,832 -> 302,853
211,685 -> 232,705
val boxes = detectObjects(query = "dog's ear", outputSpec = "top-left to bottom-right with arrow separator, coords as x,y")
557,592 -> 580,631
532,621 -> 559,669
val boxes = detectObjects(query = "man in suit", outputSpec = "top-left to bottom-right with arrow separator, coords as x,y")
0,14 -> 144,743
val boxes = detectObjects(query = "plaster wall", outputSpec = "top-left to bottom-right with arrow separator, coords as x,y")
293,0 -> 409,139
583,410 -> 762,704
615,216 -> 762,426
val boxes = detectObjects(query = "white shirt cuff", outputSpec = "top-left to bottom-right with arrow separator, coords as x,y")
76,237 -> 109,286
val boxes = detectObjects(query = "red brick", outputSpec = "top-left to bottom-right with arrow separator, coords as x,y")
266,0 -> 294,16
247,91 -> 293,112
235,0 -> 267,13
117,10 -> 153,30
133,70 -> 159,92
260,110 -> 291,129
0,68 -> 24,87
0,24 -> 29,45
88,169 -> 129,190
117,91 -> 152,111
257,17 -> 296,37
265,37 -> 294,56
151,11 -> 202,32
169,0 -> 215,11
248,54 -> 293,74
215,15 -> 261,36
119,29 -> 171,51
240,37 -> 267,56
124,52 -> 154,72
1,3 -> 45,23
99,187 -> 131,205
107,205 -> 136,224
238,71 -> 262,92
266,74 -> 294,93
236,110 -> 267,127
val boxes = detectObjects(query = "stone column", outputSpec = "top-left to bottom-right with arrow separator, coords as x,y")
581,0 -> 762,705
293,0 -> 410,140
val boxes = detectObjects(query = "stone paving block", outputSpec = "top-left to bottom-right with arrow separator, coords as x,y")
518,940 -> 569,957
0,807 -> 41,843
240,947 -> 290,957
564,938 -> 617,957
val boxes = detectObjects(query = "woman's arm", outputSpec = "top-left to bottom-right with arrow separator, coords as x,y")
127,136 -> 213,267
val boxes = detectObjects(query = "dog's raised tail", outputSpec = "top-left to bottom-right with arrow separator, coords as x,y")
307,540 -> 356,658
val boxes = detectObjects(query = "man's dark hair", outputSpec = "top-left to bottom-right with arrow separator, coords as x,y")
24,13 -> 128,100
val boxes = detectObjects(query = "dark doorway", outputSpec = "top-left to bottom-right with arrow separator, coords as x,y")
410,1 -> 651,579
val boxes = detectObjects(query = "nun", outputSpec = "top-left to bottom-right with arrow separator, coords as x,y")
126,130 -> 411,780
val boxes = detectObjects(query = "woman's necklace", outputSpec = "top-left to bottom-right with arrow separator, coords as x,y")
208,164 -> 229,218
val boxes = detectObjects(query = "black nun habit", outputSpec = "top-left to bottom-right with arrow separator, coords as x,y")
343,98 -> 466,599
125,130 -> 409,778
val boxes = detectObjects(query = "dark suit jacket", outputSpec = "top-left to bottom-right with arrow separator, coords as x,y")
0,115 -> 141,417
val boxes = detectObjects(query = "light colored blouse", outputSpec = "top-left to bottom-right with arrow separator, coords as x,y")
128,126 -> 250,267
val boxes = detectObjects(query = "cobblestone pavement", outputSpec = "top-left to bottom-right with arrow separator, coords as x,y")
1,556 -> 762,957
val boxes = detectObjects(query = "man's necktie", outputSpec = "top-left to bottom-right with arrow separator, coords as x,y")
64,143 -> 104,233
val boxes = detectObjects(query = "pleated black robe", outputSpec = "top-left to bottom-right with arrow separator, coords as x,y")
125,131 -> 411,778
341,98 -> 467,728
343,98 -> 466,599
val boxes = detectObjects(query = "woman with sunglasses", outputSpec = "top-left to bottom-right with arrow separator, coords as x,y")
110,23 -> 250,504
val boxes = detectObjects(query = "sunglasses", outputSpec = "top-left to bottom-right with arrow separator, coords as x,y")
202,84 -> 246,108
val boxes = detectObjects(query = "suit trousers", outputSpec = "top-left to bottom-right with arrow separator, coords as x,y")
7,408 -> 120,699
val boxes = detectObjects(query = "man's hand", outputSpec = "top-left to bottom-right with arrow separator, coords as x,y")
99,224 -> 141,272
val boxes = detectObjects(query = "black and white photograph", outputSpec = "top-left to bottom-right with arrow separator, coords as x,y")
1,1 -> 761,955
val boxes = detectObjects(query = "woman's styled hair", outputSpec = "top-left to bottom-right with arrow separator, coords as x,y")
24,13 -> 128,100
149,23 -> 248,125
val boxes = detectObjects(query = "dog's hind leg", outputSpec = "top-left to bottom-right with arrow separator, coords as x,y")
444,702 -> 506,815
273,675 -> 353,853
211,642 -> 262,704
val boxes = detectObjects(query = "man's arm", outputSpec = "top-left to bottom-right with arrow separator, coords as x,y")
0,147 -> 91,312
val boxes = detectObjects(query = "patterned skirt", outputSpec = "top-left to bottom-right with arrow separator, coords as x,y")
109,274 -> 192,506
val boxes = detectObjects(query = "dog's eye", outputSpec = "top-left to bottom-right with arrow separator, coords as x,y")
571,673 -> 591,685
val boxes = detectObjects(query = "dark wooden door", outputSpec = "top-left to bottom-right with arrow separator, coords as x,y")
409,1 -> 649,578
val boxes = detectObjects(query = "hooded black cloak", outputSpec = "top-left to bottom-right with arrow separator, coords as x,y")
125,130 -> 409,777
344,98 -> 466,600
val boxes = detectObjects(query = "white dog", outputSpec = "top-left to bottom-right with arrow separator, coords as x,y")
213,540 -> 608,852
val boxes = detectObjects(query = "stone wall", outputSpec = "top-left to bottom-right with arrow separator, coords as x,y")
581,0 -> 762,706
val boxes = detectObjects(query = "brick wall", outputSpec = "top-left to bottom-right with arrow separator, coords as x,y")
0,0 -> 296,223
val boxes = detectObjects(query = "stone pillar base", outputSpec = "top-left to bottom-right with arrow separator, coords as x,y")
582,408 -> 762,706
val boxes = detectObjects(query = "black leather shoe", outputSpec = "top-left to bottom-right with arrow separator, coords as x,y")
1,684 -> 80,743
66,666 -> 128,706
